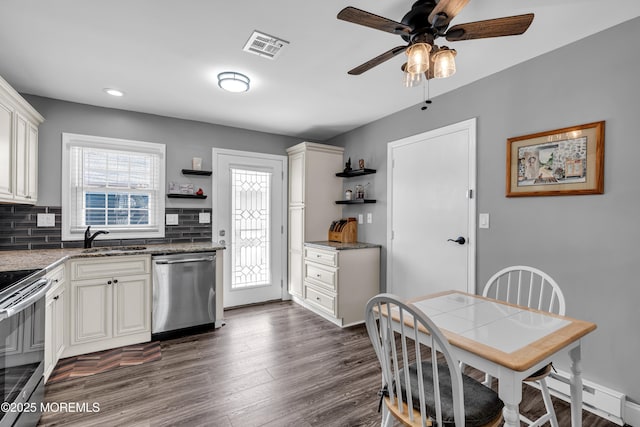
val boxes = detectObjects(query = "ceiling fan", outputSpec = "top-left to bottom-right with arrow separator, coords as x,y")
337,0 -> 534,84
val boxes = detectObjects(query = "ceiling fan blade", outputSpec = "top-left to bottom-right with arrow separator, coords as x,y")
348,46 -> 408,75
445,13 -> 534,41
428,0 -> 470,27
338,7 -> 412,35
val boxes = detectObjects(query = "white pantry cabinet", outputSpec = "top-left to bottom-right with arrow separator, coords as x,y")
64,255 -> 151,357
0,74 -> 43,204
286,142 -> 344,298
44,264 -> 66,382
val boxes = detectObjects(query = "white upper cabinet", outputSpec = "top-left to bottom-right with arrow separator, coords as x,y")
0,74 -> 44,205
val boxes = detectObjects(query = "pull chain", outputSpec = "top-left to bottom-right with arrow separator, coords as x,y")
421,78 -> 433,111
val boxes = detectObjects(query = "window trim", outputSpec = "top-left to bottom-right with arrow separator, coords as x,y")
61,133 -> 166,241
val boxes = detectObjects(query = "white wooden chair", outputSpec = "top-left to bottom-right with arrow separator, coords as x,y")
365,294 -> 504,427
482,265 -> 566,427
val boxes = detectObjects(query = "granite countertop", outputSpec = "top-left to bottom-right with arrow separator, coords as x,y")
305,241 -> 381,251
0,242 -> 226,273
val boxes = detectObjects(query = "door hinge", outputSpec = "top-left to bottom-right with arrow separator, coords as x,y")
391,230 -> 395,240
281,279 -> 283,288
281,225 -> 284,234
467,189 -> 473,199
282,171 -> 284,180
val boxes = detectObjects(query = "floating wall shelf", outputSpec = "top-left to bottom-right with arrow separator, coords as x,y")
335,199 -> 376,205
181,169 -> 212,176
335,168 -> 376,178
167,194 -> 207,199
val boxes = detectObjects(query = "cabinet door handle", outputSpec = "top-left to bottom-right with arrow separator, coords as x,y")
113,279 -> 118,284
53,295 -> 59,300
316,274 -> 321,277
107,280 -> 112,285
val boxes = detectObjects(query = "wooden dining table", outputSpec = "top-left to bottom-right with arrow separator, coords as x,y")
383,290 -> 597,427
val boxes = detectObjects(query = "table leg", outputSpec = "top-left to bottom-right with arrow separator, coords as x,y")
569,344 -> 583,427
498,370 -> 522,427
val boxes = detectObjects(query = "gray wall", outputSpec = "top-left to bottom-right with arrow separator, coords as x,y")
328,18 -> 640,403
24,95 -> 300,207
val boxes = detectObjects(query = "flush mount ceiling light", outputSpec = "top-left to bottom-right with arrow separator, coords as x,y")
337,0 -> 534,87
103,88 -> 124,97
217,72 -> 250,93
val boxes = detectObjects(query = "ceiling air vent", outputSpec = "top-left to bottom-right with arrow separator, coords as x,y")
243,30 -> 289,60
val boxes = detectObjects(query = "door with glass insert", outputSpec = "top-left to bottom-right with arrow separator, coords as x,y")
214,150 -> 286,307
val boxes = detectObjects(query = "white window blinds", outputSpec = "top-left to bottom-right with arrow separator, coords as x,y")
62,133 -> 166,241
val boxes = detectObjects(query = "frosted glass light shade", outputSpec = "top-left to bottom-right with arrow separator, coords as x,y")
433,48 -> 457,78
217,72 -> 250,93
406,43 -> 432,75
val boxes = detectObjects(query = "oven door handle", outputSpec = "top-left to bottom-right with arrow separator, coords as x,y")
0,278 -> 52,319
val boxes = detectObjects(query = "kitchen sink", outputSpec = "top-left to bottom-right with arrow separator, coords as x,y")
82,246 -> 147,253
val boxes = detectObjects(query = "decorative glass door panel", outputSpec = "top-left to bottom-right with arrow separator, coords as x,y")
231,169 -> 271,289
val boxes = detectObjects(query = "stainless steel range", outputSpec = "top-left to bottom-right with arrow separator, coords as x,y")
0,269 -> 51,427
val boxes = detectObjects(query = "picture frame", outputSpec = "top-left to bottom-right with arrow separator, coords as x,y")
506,121 -> 605,197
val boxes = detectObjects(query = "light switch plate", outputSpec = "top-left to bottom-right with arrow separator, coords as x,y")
358,214 -> 363,224
366,213 -> 373,224
37,213 -> 55,227
479,213 -> 490,229
199,212 -> 211,224
166,214 -> 179,225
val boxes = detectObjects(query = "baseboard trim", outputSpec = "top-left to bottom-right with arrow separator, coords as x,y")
624,400 -> 640,426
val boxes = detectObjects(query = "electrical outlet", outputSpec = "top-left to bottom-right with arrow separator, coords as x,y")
366,213 -> 373,224
166,214 -> 179,225
37,213 -> 55,227
358,214 -> 363,224
199,212 -> 211,224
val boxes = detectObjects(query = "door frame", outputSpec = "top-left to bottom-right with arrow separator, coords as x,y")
386,118 -> 477,294
211,148 -> 289,303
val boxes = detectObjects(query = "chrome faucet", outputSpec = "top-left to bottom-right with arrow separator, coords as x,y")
84,226 -> 109,248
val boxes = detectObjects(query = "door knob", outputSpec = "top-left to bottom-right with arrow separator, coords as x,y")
447,237 -> 466,245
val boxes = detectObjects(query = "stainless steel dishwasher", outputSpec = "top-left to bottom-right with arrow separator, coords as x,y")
152,252 -> 216,337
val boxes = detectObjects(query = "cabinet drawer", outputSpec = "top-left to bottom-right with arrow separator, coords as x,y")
46,264 -> 65,287
69,255 -> 150,281
304,247 -> 337,267
305,285 -> 336,316
304,262 -> 336,291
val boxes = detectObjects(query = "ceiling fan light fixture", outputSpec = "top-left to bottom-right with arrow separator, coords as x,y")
217,72 -> 250,93
433,47 -> 457,79
406,43 -> 432,74
401,62 -> 422,88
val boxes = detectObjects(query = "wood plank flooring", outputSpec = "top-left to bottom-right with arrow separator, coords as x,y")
39,301 -> 619,427
48,342 -> 161,383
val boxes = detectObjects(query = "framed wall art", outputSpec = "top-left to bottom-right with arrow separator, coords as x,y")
506,121 -> 605,197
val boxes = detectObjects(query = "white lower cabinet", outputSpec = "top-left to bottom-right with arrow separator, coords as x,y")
303,245 -> 379,327
44,265 -> 66,382
64,255 -> 151,358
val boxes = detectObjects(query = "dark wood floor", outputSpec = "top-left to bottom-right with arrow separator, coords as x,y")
40,301 -> 619,427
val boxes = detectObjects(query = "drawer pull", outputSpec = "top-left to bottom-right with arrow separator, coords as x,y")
316,274 -> 321,277
316,254 -> 321,258
316,297 -> 321,301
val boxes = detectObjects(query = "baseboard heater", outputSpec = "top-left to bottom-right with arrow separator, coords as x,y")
536,369 -> 626,425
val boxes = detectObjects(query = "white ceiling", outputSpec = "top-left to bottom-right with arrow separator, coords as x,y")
1,0 -> 639,141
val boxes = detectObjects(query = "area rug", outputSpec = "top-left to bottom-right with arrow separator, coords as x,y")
47,341 -> 161,383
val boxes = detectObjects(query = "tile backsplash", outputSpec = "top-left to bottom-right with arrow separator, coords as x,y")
0,205 -> 213,251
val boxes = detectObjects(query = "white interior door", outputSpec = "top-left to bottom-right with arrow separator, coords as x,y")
213,149 -> 286,308
387,119 -> 476,300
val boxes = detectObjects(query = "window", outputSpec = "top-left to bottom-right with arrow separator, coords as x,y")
62,133 -> 166,241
